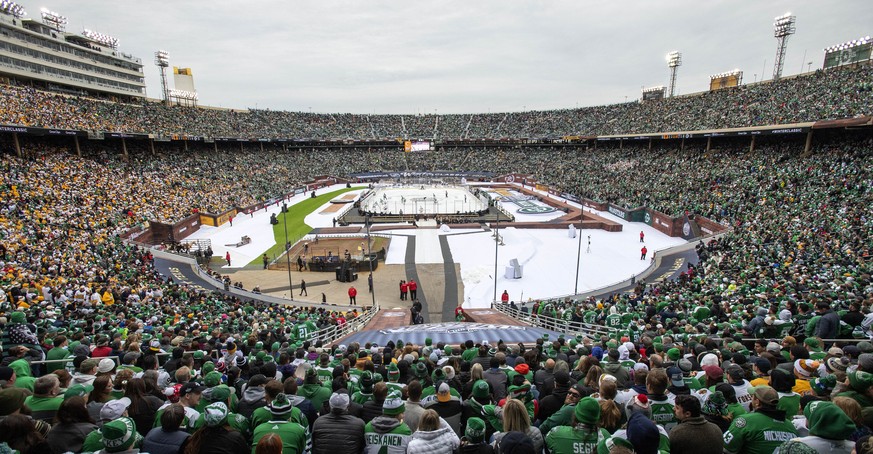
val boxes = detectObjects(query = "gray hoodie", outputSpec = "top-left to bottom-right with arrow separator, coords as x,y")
236,386 -> 265,419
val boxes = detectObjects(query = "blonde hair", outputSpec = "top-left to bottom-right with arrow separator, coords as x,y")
470,363 -> 484,381
418,409 -> 440,431
599,379 -> 617,401
599,399 -> 621,430
833,396 -> 863,426
502,398 -> 531,433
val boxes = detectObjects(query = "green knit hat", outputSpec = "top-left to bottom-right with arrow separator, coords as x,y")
203,371 -> 222,387
804,401 -> 855,440
10,312 -> 25,324
268,393 -> 294,416
667,348 -> 681,361
387,362 -> 400,381
472,380 -> 490,400
204,402 -> 228,427
382,391 -> 405,416
465,417 -> 486,443
574,397 -> 601,425
101,417 -> 137,453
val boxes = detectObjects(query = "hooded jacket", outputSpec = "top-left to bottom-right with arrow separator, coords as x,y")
364,416 -> 412,454
8,359 -> 35,391
602,361 -> 630,389
407,417 -> 461,454
236,386 -> 266,419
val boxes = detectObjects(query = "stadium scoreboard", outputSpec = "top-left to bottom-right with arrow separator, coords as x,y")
641,86 -> 666,102
709,70 -> 742,91
823,40 -> 872,69
404,140 -> 433,152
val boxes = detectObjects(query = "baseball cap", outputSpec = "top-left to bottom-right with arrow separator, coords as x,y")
666,366 -> 685,388
749,385 -> 779,407
100,397 -> 132,421
180,382 -> 206,397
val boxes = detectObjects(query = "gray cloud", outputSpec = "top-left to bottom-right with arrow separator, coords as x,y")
29,0 -> 871,113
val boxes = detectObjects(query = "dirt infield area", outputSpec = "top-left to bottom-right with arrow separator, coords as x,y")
271,235 -> 390,271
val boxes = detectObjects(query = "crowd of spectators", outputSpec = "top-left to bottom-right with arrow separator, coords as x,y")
0,61 -> 871,452
1,65 -> 871,139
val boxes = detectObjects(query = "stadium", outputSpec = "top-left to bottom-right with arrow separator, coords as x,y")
0,1 -> 871,454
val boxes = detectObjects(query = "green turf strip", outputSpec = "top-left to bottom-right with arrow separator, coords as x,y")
246,187 -> 360,266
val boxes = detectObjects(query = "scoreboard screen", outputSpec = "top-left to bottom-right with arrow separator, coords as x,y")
709,72 -> 742,91
404,140 -> 432,152
824,42 -> 872,69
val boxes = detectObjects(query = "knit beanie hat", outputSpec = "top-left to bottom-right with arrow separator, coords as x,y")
268,393 -> 294,416
101,417 -> 137,453
804,401 -> 856,440
465,417 -> 486,443
574,397 -> 601,425
702,391 -> 728,417
202,361 -> 215,375
626,394 -> 651,418
773,440 -> 820,454
414,362 -> 428,379
359,371 -> 374,393
498,431 -> 535,454
203,371 -> 222,387
9,312 -> 25,324
204,402 -> 228,427
849,371 -> 873,393
667,348 -> 681,361
0,388 -> 25,416
626,412 -> 660,454
383,391 -> 405,416
794,359 -> 819,378
387,362 -> 400,381
329,392 -> 350,410
472,380 -> 490,400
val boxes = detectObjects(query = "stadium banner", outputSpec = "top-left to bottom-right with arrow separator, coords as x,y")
0,124 -> 87,137
581,198 -> 608,211
199,214 -> 217,227
215,209 -> 238,226
105,132 -> 150,139
607,204 -> 629,220
694,215 -> 728,236
172,213 -> 201,241
648,210 -> 674,236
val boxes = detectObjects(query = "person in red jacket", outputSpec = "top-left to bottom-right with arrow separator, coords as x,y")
225,251 -> 231,266
641,246 -> 647,260
640,230 -> 645,243
400,280 -> 408,301
501,290 -> 509,304
348,286 -> 357,305
408,279 -> 418,300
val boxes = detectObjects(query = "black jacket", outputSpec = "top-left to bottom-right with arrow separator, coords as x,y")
312,410 -> 366,454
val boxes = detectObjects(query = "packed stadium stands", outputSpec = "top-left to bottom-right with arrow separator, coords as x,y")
2,65 -> 872,139
0,62 -> 872,453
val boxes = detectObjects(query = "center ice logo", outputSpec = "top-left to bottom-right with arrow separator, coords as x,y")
504,196 -> 557,214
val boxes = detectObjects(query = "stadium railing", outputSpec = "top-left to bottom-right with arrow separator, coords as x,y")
492,303 -> 611,338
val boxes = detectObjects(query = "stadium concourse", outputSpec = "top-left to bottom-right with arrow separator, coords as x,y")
0,69 -> 871,453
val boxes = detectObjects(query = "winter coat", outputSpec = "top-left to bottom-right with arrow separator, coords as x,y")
46,421 -> 98,454
492,426 -> 544,454
312,409 -> 366,454
407,418 -> 461,454
142,427 -> 190,454
602,361 -> 630,389
236,386 -> 266,419
668,416 -> 724,454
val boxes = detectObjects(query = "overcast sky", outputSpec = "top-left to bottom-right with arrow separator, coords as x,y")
25,1 -> 871,114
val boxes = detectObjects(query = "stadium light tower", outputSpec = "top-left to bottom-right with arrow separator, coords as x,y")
772,13 -> 796,81
666,51 -> 682,97
154,50 -> 170,105
0,1 -> 27,18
